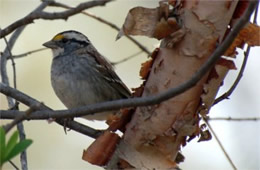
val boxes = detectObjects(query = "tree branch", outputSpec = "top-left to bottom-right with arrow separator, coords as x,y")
3,105 -> 39,133
8,160 -> 19,170
213,46 -> 250,105
0,2 -> 51,170
0,0 -> 113,38
214,2 -> 259,105
8,48 -> 47,60
204,118 -> 237,170
1,26 -> 27,170
111,51 -> 143,66
0,0 -> 111,141
208,117 -> 260,121
1,0 -> 257,121
0,82 -> 103,138
48,1 -> 151,55
3,37 -> 17,90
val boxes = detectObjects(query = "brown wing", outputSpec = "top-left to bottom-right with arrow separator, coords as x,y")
79,45 -> 131,98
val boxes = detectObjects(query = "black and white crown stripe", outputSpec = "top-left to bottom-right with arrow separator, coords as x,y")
59,30 -> 90,46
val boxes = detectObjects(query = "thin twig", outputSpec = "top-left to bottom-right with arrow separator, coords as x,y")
48,1 -> 151,55
0,1 -> 102,165
57,118 -> 103,139
252,1 -> 259,24
111,51 -> 143,65
204,118 -> 237,170
9,48 -> 47,60
214,46 -> 250,105
0,83 -> 102,138
214,2 -> 259,105
1,29 -> 26,170
0,2 -> 53,170
1,27 -> 25,106
0,0 -> 113,38
3,37 -> 17,89
210,4 -> 259,169
208,117 -> 260,121
3,35 -> 20,116
3,105 -> 40,133
8,160 -> 20,170
0,1 -> 257,121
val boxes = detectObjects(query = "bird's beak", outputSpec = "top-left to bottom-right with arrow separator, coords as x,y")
43,40 -> 57,49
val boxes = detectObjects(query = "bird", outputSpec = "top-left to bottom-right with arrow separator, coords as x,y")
43,30 -> 131,120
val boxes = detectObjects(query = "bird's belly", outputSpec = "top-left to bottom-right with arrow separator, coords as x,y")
52,76 -> 118,120
51,75 -> 99,108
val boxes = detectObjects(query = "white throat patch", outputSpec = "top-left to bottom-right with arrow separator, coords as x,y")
52,47 -> 64,57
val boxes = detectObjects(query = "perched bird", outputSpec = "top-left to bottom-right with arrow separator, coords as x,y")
43,30 -> 131,120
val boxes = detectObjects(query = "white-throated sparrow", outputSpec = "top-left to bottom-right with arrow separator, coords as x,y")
43,30 -> 131,120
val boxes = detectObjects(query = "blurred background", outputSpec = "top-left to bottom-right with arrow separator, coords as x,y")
0,0 -> 259,170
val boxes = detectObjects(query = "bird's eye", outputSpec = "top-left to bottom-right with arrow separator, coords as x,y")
61,38 -> 68,43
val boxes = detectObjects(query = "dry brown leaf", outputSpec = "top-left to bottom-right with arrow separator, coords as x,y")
225,23 -> 260,57
117,3 -> 180,40
82,131 -> 120,166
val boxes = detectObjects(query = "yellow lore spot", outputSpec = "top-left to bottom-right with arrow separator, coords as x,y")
52,34 -> 64,41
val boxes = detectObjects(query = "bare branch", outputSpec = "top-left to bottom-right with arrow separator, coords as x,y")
0,2 -> 51,169
0,0 -> 113,38
1,29 -> 26,170
57,118 -> 103,139
214,2 -> 259,105
214,46 -> 250,105
0,83 -> 102,138
3,37 -> 17,89
208,117 -> 260,121
1,0 -> 49,92
0,0 -> 103,140
1,0 -> 257,120
3,105 -> 40,133
204,118 -> 237,170
48,1 -> 151,55
111,51 -> 143,65
2,38 -> 31,170
8,160 -> 19,170
1,27 -> 25,105
9,48 -> 47,60
253,1 -> 259,24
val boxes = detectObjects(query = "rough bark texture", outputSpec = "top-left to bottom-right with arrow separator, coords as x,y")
107,0 -> 239,169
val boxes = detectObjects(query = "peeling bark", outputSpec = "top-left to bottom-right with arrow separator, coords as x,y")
107,0 -> 239,169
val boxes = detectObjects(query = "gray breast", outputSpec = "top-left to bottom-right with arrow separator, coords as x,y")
51,54 -> 123,110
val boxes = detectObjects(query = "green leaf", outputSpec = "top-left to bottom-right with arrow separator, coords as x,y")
5,139 -> 32,162
5,131 -> 19,159
0,127 -> 6,165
